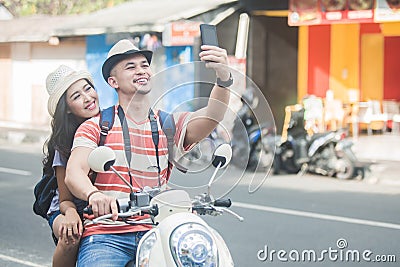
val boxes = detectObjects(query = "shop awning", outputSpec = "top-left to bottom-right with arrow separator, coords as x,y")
52,0 -> 239,37
0,0 -> 239,43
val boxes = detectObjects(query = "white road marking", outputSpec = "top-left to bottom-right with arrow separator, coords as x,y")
0,253 -> 47,267
0,167 -> 31,176
234,202 -> 400,230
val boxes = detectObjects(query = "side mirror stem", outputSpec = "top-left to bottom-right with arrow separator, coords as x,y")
110,166 -> 134,193
208,161 -> 222,196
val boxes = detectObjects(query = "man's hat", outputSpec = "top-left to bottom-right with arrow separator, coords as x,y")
102,39 -> 153,82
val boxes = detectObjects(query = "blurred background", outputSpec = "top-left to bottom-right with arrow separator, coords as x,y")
1,0 -> 399,143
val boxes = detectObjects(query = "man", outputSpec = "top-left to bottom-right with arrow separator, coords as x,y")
65,39 -> 233,266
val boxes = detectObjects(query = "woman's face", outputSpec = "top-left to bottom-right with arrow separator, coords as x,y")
65,79 -> 99,119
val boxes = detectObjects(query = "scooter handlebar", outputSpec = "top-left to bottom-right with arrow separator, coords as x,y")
213,198 -> 232,208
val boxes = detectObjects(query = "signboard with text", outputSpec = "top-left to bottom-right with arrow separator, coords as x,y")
162,21 -> 201,46
288,0 -> 375,26
375,0 -> 400,22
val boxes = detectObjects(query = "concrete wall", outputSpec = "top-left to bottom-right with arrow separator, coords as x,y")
0,39 -> 86,129
248,16 -> 298,134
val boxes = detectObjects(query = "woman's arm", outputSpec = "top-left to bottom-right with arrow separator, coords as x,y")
54,166 -> 83,239
55,166 -> 77,214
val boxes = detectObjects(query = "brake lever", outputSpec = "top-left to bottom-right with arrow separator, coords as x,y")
213,206 -> 244,222
93,211 -> 140,224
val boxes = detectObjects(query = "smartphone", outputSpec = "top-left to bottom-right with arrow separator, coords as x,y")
200,24 -> 219,47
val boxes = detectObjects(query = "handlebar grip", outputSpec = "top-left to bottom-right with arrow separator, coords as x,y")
83,200 -> 122,215
213,199 -> 232,208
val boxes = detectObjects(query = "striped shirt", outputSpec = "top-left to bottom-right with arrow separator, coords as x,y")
72,106 -> 192,237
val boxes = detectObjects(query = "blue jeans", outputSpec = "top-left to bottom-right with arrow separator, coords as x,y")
77,232 -> 147,267
47,210 -> 61,245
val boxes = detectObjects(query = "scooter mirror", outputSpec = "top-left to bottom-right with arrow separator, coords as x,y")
88,146 -> 116,172
212,143 -> 232,169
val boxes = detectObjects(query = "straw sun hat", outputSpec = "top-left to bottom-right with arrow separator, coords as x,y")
102,39 -> 153,82
46,65 -> 94,117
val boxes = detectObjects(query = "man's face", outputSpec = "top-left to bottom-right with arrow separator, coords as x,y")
108,54 -> 153,95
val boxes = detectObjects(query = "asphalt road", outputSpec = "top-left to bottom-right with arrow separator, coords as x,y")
0,144 -> 399,267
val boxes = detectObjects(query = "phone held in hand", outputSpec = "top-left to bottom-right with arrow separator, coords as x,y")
200,24 -> 219,47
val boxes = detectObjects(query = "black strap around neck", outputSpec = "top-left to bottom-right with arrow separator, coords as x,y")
117,105 -> 133,185
148,109 -> 161,176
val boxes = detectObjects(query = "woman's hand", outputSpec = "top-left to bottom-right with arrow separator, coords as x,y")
58,207 -> 83,245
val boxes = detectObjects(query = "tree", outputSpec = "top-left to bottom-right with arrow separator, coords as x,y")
1,0 -> 129,17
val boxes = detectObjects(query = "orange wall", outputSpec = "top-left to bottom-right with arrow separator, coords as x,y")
299,22 -> 400,103
329,24 -> 360,101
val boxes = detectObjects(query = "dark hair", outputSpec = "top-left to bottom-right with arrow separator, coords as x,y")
42,79 -> 94,177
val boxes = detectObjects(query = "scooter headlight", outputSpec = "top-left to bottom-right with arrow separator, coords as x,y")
137,232 -> 157,267
170,223 -> 218,267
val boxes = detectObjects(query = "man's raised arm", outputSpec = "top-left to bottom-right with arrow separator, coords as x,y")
184,45 -> 232,147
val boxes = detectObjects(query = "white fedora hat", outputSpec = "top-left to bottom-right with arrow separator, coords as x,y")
102,39 -> 153,82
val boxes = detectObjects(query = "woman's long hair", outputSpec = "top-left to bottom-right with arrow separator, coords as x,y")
42,79 -> 94,177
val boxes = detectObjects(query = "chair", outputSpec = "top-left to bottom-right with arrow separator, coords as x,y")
356,100 -> 388,135
382,100 -> 400,133
324,99 -> 344,131
393,114 -> 400,135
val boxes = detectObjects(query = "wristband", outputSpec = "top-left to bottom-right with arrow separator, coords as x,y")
87,190 -> 102,202
216,73 -> 233,88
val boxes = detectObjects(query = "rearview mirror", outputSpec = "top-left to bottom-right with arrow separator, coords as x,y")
88,146 -> 116,172
212,143 -> 232,169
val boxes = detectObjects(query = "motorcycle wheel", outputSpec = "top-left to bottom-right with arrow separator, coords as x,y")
279,143 -> 301,174
335,154 -> 355,180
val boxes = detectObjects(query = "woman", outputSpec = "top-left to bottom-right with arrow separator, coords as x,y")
43,65 -> 100,267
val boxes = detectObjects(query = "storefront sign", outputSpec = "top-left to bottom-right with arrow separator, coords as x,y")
375,0 -> 400,22
162,21 -> 201,46
288,0 -> 375,26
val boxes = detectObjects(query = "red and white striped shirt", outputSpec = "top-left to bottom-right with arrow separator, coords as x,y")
72,106 -> 192,237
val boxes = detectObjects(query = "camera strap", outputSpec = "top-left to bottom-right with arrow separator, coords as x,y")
117,105 -> 133,186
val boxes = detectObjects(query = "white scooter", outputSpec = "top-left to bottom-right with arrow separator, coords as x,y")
87,144 -> 243,267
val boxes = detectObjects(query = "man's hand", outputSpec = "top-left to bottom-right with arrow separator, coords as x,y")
88,191 -> 119,221
199,45 -> 230,81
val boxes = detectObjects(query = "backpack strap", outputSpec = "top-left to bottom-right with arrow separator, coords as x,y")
158,110 -> 188,173
91,105 -> 115,183
99,106 -> 115,147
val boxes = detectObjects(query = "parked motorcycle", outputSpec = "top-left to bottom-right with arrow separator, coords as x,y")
177,89 -> 275,173
86,144 -> 243,267
230,89 -> 276,172
274,107 -> 369,179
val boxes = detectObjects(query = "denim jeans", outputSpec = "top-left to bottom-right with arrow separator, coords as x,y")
77,232 -> 147,267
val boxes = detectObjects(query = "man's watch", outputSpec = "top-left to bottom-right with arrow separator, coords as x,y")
216,73 -> 233,88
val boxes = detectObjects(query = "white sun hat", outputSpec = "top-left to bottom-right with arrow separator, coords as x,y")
46,65 -> 94,117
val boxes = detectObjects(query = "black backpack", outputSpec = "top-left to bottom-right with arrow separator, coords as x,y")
33,106 -> 115,219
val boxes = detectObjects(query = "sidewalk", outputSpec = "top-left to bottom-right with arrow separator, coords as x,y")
351,134 -> 400,186
351,134 -> 400,162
